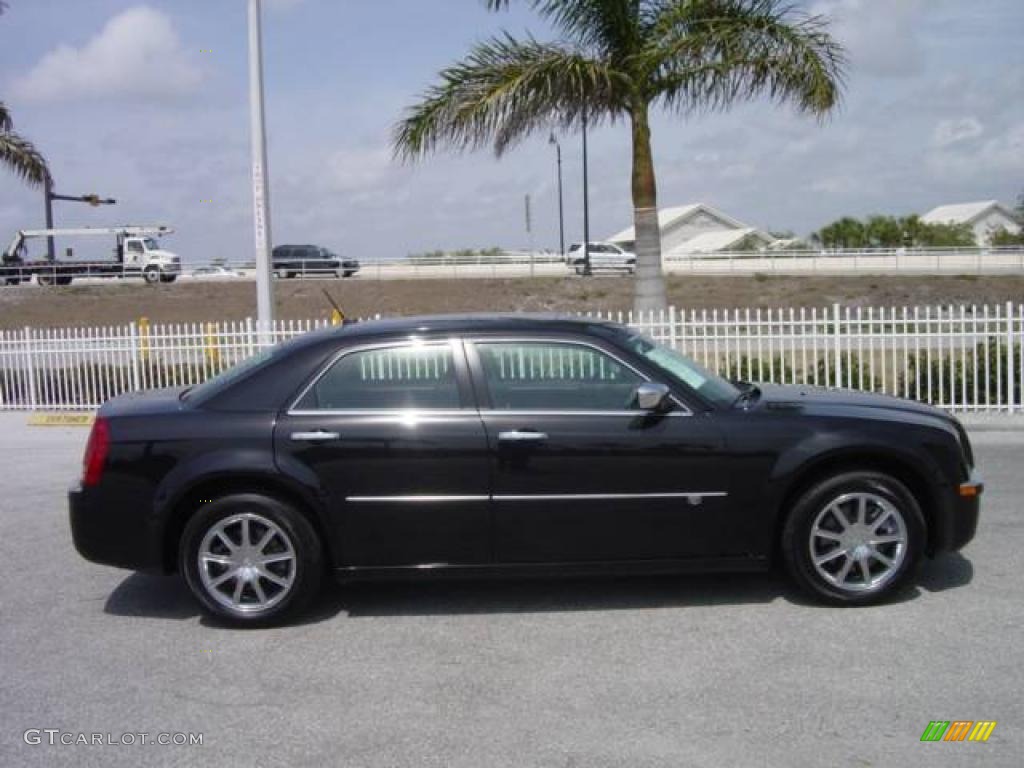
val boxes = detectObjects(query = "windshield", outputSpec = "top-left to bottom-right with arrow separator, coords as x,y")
624,332 -> 740,407
142,238 -> 160,251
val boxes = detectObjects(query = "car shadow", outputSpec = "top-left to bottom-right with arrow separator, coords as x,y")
103,552 -> 975,625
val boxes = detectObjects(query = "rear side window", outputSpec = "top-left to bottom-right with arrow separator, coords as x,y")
295,343 -> 460,410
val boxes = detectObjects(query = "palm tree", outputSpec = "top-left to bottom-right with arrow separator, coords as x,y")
0,2 -> 51,187
394,0 -> 845,312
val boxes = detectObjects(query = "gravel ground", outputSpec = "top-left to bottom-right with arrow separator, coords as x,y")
1,273 -> 1022,328
0,414 -> 1021,767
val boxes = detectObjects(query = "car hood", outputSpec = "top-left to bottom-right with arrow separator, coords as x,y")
754,383 -> 951,421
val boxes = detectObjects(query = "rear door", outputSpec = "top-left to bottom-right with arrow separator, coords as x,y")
466,336 -> 733,564
275,338 -> 492,568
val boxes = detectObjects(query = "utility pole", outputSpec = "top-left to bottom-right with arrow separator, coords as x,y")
248,0 -> 275,334
548,133 -> 565,258
43,181 -> 117,260
581,108 -> 592,276
525,193 -> 534,277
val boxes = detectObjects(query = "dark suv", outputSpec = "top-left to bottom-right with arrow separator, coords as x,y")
272,245 -> 359,278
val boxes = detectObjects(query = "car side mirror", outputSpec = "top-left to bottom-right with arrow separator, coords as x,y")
632,382 -> 672,412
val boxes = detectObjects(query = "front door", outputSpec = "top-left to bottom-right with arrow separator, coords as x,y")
275,339 -> 491,568
467,337 -> 733,564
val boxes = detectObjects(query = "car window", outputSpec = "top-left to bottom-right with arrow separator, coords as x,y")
296,343 -> 461,410
475,341 -> 643,411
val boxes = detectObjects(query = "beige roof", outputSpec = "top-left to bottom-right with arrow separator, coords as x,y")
665,228 -> 770,255
606,203 -> 746,243
920,200 -> 1008,225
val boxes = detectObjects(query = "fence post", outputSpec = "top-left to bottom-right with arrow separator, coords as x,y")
1009,301 -> 1017,414
833,303 -> 843,387
246,317 -> 255,356
669,305 -> 678,351
22,327 -> 37,410
128,322 -> 141,391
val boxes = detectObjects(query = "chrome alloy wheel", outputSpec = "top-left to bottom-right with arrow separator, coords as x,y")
198,513 -> 297,613
808,492 -> 908,593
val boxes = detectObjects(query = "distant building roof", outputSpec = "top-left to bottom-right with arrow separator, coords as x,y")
920,200 -> 1017,226
665,228 -> 772,255
605,203 -> 747,244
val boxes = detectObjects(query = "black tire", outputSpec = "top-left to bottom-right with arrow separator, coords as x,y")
36,273 -> 55,286
343,270 -> 355,278
180,493 -> 323,626
56,275 -> 73,286
143,266 -> 161,285
287,270 -> 297,279
781,471 -> 925,605
4,277 -> 22,286
160,273 -> 177,283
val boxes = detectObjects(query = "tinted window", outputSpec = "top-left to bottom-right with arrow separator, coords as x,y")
297,343 -> 460,410
476,341 -> 643,411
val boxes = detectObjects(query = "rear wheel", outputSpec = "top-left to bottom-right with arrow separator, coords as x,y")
56,275 -> 73,286
160,273 -> 177,283
180,494 -> 323,625
781,471 -> 925,605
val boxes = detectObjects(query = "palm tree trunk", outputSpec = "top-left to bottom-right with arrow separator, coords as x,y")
630,101 -> 667,314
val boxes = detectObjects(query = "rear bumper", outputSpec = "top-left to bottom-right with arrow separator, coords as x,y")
69,483 -> 164,571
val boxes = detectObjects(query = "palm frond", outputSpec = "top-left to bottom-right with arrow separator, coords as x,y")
0,101 -> 12,133
488,1 -> 648,60
644,0 -> 846,117
393,34 -> 630,159
0,130 -> 52,186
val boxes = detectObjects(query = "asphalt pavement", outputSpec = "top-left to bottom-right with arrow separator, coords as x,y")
0,413 -> 1021,767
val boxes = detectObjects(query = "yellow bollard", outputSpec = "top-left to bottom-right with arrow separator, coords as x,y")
330,308 -> 345,326
204,323 -> 221,367
138,317 -> 151,362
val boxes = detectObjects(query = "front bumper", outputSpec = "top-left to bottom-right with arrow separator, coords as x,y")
938,470 -> 982,553
69,483 -> 164,571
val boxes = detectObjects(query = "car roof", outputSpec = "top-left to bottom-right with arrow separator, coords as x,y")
295,313 -> 630,346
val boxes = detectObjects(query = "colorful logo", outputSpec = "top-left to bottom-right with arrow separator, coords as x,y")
920,721 -> 997,742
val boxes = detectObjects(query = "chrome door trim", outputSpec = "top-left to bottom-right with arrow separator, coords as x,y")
464,335 -> 693,416
343,492 -> 727,503
493,492 -> 728,501
345,495 -> 490,503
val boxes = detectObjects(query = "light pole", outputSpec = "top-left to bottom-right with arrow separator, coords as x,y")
548,133 -> 565,259
248,0 -> 274,334
43,180 -> 116,259
581,108 -> 592,276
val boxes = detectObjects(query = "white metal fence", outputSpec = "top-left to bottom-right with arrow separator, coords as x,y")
0,303 -> 1021,413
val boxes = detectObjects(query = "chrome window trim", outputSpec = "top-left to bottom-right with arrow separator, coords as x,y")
465,336 -> 693,416
346,495 -> 489,503
288,408 -> 470,418
287,337 -> 464,414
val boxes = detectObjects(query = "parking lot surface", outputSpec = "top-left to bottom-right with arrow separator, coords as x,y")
0,413 -> 1021,767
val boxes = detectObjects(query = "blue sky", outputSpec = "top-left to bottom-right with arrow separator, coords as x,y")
1,0 -> 1022,263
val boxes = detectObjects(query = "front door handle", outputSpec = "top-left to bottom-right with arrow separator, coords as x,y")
497,430 -> 549,444
290,430 -> 340,442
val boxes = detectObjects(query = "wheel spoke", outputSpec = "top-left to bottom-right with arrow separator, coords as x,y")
814,548 -> 846,566
210,568 -> 238,588
858,558 -> 872,585
215,531 -> 237,552
831,503 -> 850,530
812,528 -> 842,542
260,552 -> 294,566
201,553 -> 234,566
835,556 -> 854,584
255,528 -> 275,553
232,577 -> 245,603
870,534 -> 903,546
251,578 -> 267,605
857,496 -> 867,524
241,517 -> 252,547
869,547 -> 894,567
872,509 -> 894,532
257,566 -> 290,588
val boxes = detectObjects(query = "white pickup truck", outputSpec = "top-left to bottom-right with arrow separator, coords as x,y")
1,226 -> 182,286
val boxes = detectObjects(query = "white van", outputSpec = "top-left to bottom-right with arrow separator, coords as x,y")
566,242 -> 636,274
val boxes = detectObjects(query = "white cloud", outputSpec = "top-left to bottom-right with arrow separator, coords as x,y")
11,6 -> 202,103
811,0 -> 926,78
931,117 -> 984,148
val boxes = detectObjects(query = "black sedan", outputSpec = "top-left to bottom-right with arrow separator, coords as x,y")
70,314 -> 981,624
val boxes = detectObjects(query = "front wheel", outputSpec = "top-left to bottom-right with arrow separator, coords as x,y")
781,471 -> 925,605
143,266 -> 161,285
180,494 -> 323,625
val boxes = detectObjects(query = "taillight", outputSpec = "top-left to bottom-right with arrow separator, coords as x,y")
82,417 -> 110,487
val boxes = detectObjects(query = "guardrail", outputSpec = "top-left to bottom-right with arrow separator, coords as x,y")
3,247 -> 1023,286
0,302 -> 1020,413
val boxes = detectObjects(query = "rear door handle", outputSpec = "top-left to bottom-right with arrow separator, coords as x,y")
497,430 -> 549,444
290,430 -> 340,442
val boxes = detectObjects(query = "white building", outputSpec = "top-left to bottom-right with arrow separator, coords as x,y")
605,203 -> 775,256
920,200 -> 1021,246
